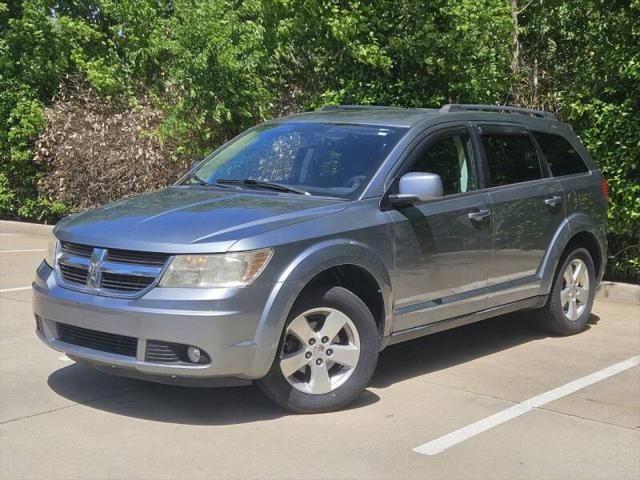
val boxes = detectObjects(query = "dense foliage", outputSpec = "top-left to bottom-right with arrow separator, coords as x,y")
1,0 -> 638,280
518,0 -> 640,280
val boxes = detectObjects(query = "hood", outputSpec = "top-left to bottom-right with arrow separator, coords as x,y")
54,186 -> 349,253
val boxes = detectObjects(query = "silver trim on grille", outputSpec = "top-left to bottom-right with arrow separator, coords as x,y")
54,242 -> 172,298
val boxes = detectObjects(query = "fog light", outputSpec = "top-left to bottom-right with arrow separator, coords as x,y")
187,346 -> 201,363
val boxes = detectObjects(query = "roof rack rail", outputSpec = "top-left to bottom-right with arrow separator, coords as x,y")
318,104 -> 434,112
319,105 -> 408,112
439,104 -> 556,120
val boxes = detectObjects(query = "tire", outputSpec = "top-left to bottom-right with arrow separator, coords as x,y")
535,247 -> 596,335
257,286 -> 379,413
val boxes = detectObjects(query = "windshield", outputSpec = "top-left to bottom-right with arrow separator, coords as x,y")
184,122 -> 408,198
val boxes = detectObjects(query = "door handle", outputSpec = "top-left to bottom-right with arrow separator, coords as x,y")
468,209 -> 491,221
544,195 -> 562,207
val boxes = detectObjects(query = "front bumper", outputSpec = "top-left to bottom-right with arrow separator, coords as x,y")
33,261 -> 296,383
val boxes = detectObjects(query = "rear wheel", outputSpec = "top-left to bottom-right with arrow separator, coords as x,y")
536,247 -> 596,335
257,286 -> 379,413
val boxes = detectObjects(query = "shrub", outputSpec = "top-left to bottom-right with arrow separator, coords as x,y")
0,173 -> 14,215
35,89 -> 186,211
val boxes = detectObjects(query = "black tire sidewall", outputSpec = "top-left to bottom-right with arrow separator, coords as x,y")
257,286 -> 379,413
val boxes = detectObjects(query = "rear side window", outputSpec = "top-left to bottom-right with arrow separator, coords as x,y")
481,134 -> 542,187
533,132 -> 589,176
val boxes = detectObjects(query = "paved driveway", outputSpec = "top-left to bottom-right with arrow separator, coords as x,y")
1,227 -> 639,479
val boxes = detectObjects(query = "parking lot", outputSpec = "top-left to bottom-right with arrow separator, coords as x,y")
1,225 -> 639,480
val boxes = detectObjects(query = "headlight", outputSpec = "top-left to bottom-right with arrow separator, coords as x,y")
45,232 -> 58,267
158,249 -> 273,288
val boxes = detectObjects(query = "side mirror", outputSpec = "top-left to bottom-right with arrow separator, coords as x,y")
190,159 -> 202,171
389,172 -> 443,207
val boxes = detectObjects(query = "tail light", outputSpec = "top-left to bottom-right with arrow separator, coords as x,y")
601,178 -> 609,200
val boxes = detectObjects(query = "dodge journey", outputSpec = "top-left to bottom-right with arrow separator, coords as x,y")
33,104 -> 608,412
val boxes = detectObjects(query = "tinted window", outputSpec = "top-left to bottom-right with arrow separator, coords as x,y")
410,133 -> 477,195
188,122 -> 407,199
534,132 -> 589,176
482,134 -> 542,186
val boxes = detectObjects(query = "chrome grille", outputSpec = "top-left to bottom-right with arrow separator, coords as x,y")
60,242 -> 93,257
101,272 -> 155,292
106,248 -> 168,267
56,242 -> 170,297
59,263 -> 89,284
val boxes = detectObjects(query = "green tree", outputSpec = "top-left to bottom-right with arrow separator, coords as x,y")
0,0 -> 637,279
516,0 -> 640,277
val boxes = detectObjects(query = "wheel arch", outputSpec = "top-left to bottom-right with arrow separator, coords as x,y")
247,239 -> 393,378
563,231 -> 603,280
295,264 -> 386,337
539,213 -> 606,294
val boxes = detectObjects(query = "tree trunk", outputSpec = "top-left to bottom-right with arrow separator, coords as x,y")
510,0 -> 520,103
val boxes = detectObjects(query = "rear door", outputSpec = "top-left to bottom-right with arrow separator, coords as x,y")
389,125 -> 492,332
532,131 -> 607,226
475,123 -> 565,306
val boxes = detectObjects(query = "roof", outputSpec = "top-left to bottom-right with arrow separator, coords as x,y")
274,104 -> 562,130
277,106 -> 440,128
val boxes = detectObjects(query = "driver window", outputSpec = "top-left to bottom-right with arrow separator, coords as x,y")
409,132 -> 478,195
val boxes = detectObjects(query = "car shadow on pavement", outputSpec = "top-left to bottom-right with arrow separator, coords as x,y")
47,363 -> 380,425
47,310 -> 598,424
371,310 -> 599,388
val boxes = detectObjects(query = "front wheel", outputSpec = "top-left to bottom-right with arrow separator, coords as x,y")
257,286 -> 379,413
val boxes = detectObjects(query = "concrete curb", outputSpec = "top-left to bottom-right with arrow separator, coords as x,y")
0,220 -> 53,236
596,281 -> 640,305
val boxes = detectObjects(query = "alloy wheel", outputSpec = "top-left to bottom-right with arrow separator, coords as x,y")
279,307 -> 361,395
561,258 -> 590,321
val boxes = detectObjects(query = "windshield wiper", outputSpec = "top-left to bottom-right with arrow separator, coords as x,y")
216,178 -> 310,195
185,173 -> 234,189
185,172 -> 213,186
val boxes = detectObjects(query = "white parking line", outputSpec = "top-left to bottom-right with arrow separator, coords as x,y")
413,355 -> 640,456
0,286 -> 32,293
0,249 -> 46,253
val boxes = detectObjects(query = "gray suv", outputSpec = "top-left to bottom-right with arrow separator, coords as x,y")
33,104 -> 608,413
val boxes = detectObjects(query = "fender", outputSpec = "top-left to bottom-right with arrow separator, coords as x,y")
538,212 -> 606,294
246,239 -> 393,378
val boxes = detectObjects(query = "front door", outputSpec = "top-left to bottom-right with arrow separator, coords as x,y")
389,126 -> 492,333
